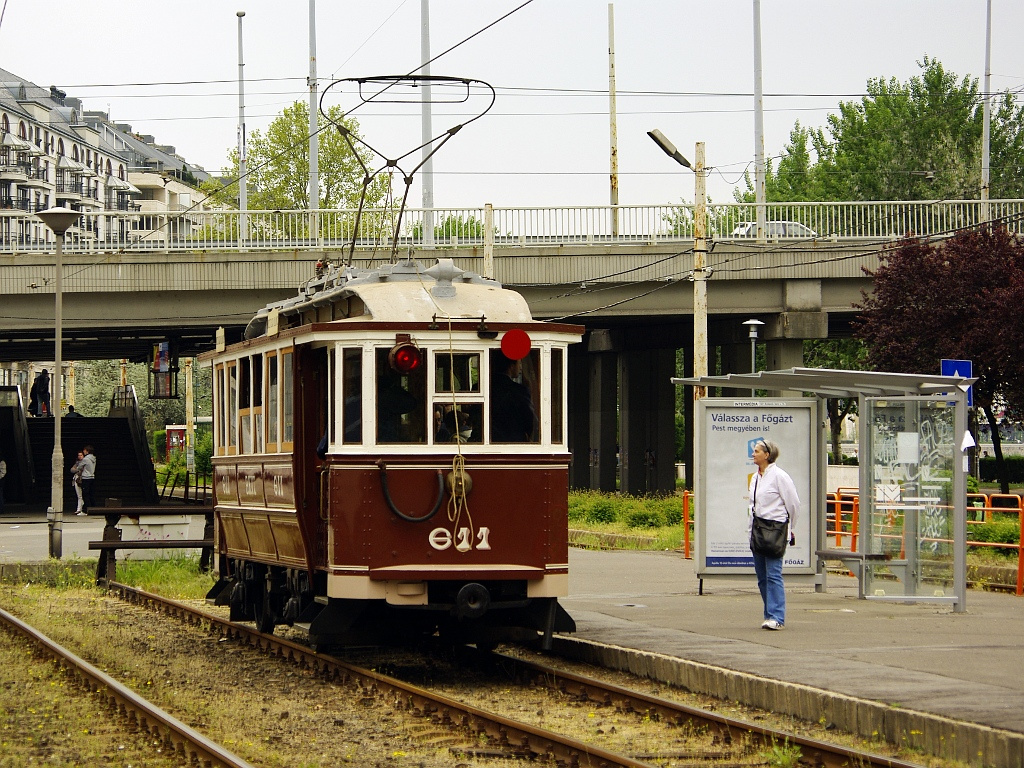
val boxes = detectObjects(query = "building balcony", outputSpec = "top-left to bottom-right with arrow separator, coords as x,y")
56,181 -> 83,199
0,197 -> 40,214
0,161 -> 29,182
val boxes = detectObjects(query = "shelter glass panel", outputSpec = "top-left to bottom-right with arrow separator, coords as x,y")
862,398 -> 957,599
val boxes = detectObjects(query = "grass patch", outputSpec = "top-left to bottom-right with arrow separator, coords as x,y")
113,554 -> 216,600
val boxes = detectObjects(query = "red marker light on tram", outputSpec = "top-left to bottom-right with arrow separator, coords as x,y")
389,342 -> 422,374
500,328 -> 531,361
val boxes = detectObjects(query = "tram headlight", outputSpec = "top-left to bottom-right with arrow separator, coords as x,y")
389,337 -> 422,374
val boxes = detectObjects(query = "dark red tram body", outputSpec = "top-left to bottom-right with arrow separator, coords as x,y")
202,259 -> 582,647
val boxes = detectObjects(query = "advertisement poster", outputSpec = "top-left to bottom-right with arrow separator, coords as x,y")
696,398 -> 818,577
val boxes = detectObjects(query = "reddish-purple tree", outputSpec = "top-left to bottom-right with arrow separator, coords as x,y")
855,225 -> 1024,492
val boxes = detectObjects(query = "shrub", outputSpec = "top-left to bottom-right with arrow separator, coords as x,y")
587,498 -> 619,524
195,430 -> 214,476
625,503 -> 664,528
969,518 -> 1020,545
979,455 -> 1024,484
152,429 -> 166,461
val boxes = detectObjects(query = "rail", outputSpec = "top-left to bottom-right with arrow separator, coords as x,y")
5,199 -> 1024,255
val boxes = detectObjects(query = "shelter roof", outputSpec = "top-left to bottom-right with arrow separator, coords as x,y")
673,367 -> 976,398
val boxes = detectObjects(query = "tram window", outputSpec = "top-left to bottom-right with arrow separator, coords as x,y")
342,348 -> 362,444
376,348 -> 426,444
435,352 -> 480,393
267,354 -> 279,451
252,353 -> 264,453
239,357 -> 252,454
227,362 -> 238,454
551,348 -> 564,444
489,349 -> 540,444
281,350 -> 294,448
434,402 -> 483,444
215,364 -> 226,455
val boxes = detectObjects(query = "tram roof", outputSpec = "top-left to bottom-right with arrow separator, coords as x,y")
239,257 -> 578,344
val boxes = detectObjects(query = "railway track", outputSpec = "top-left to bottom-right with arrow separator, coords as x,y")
0,604 -> 255,768
107,582 -> 927,768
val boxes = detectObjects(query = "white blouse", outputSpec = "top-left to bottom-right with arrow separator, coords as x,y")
748,462 -> 800,532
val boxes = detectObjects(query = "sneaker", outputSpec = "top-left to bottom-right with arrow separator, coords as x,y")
763,619 -> 783,630
76,511 -> 86,516
760,620 -> 770,629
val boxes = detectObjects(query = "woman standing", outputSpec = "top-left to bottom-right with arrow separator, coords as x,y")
748,440 -> 800,630
79,445 -> 97,513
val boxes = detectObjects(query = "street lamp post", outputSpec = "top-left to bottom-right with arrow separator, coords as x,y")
36,206 -> 81,559
648,129 -> 709,399
742,318 -> 765,373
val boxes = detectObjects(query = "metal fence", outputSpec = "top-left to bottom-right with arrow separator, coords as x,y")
3,200 -> 1024,255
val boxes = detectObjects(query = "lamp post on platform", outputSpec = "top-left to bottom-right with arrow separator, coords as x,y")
36,206 -> 80,559
648,129 -> 709,399
742,318 -> 765,373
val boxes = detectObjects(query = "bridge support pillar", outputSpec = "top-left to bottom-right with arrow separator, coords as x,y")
719,342 -> 754,398
567,347 -> 590,489
588,351 -> 618,492
619,347 -> 676,496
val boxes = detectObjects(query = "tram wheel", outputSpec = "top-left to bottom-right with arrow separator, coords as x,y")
253,582 -> 276,634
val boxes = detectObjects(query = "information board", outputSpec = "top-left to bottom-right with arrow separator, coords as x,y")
695,398 -> 819,577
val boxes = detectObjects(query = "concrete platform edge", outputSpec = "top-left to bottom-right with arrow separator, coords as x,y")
551,635 -> 1024,768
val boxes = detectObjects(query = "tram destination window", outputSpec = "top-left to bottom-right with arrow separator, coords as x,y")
435,352 -> 480,393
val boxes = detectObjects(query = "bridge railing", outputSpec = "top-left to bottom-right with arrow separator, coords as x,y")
4,199 -> 1023,255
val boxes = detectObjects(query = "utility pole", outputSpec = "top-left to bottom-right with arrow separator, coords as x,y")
753,0 -> 766,240
980,0 -> 992,222
608,3 -> 619,237
420,0 -> 435,248
308,0 -> 319,214
236,11 -> 248,237
693,142 -> 708,401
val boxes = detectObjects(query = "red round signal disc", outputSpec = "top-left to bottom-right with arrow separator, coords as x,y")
500,329 -> 531,360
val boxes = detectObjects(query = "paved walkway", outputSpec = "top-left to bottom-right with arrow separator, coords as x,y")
560,548 -> 1024,767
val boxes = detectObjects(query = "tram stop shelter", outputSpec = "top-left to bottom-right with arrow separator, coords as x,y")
674,367 -> 977,613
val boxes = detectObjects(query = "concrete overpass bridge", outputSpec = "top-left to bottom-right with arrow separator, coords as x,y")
2,199 -> 1018,493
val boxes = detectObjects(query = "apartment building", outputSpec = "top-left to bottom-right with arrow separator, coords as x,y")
1,67 -> 214,249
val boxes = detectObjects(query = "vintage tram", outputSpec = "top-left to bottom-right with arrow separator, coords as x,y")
202,257 -> 583,648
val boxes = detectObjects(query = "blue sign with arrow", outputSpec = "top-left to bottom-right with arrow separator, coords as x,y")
941,358 -> 973,407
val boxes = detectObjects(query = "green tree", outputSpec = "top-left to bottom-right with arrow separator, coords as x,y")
735,123 -> 823,203
744,58 -> 1024,206
812,57 -> 1024,202
74,360 -> 212,434
412,214 -> 486,241
855,225 -> 1024,492
803,339 -> 868,463
221,101 -> 388,211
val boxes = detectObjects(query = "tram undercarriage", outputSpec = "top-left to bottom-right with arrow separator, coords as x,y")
206,561 -> 575,649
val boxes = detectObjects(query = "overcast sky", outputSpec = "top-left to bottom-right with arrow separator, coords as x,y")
2,0 -> 1022,208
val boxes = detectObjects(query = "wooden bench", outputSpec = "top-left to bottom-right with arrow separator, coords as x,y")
88,503 -> 215,584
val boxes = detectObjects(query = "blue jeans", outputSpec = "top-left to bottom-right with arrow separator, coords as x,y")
752,550 -> 786,624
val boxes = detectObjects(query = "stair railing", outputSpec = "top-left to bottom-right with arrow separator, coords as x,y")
108,385 -> 159,503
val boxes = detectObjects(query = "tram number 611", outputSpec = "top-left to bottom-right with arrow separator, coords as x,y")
429,527 -> 491,552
